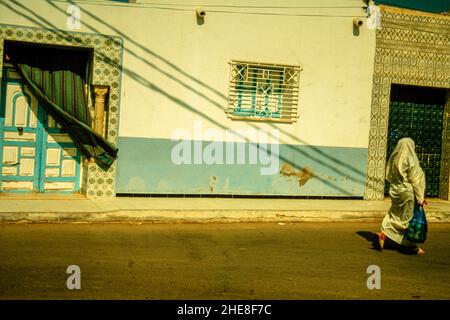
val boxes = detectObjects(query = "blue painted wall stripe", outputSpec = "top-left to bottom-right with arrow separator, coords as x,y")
116,137 -> 369,197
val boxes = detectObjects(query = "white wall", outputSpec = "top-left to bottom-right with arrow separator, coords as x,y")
0,0 -> 376,148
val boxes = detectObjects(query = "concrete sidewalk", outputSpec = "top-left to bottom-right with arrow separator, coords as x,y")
0,195 -> 449,223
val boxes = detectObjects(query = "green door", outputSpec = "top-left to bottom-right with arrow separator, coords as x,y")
386,101 -> 444,198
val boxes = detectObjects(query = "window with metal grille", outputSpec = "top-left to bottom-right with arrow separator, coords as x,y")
227,60 -> 300,123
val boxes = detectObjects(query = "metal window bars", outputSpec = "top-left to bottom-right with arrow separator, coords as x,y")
227,60 -> 300,123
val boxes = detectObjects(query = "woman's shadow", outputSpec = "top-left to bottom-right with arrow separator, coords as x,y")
356,231 -> 417,254
356,231 -> 383,251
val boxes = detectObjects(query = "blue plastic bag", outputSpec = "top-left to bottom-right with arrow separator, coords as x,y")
406,204 -> 428,243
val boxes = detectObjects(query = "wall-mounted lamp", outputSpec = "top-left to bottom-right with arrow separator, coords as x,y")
196,8 -> 206,25
196,8 -> 206,19
352,18 -> 364,37
353,18 -> 364,27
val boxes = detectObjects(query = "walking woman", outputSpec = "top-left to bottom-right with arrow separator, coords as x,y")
379,137 -> 428,256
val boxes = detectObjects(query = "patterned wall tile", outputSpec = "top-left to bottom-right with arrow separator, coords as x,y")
364,10 -> 450,200
0,24 -> 123,199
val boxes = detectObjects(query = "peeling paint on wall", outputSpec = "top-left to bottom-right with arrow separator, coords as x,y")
279,163 -> 314,187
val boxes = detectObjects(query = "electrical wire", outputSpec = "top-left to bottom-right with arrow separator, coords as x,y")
133,1 -> 364,9
49,0 -> 367,18
70,0 -> 363,6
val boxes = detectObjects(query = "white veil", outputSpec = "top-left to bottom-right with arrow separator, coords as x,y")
385,137 -> 426,204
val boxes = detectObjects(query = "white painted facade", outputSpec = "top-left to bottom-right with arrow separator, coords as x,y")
0,0 -> 376,148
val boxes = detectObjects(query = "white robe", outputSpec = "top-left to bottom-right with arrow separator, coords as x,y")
381,138 -> 426,245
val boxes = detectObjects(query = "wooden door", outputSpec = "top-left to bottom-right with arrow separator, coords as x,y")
0,66 -> 81,193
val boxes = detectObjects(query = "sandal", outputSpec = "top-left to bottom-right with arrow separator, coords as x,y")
377,232 -> 386,251
416,248 -> 425,256
405,246 -> 426,256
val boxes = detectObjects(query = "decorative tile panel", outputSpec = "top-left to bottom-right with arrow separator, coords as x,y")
364,9 -> 450,200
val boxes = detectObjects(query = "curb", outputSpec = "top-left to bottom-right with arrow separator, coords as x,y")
1,209 -> 449,223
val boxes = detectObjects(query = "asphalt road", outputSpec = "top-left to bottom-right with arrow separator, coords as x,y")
0,222 -> 449,300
